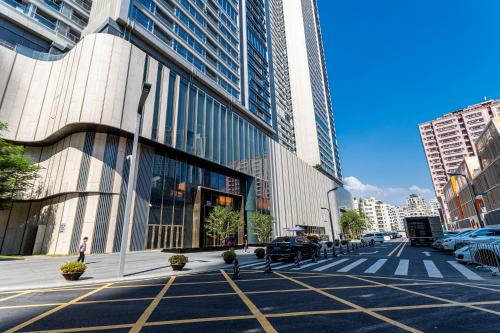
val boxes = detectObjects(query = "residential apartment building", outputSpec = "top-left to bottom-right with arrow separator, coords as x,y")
443,118 -> 500,230
270,0 -> 341,179
419,99 -> 500,207
0,0 -> 348,255
0,0 -> 92,53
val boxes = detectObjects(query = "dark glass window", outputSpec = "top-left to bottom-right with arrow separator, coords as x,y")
196,91 -> 205,157
151,64 -> 162,140
205,97 -> 213,159
220,106 -> 227,166
176,80 -> 188,150
186,85 -> 196,154
213,101 -> 220,163
227,112 -> 232,165
165,73 -> 176,145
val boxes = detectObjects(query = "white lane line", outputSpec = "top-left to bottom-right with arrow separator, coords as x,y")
448,261 -> 484,280
423,260 -> 443,278
337,259 -> 367,273
290,259 -> 328,271
364,259 -> 388,274
396,242 -> 407,257
312,259 -> 349,272
394,259 -> 409,276
422,251 -> 431,257
387,240 -> 405,257
240,261 -> 264,268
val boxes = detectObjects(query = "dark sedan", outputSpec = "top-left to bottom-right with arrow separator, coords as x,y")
266,236 -> 321,262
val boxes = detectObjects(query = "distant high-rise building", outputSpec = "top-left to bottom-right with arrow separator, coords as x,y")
418,99 -> 500,207
270,0 -> 341,179
0,0 -> 92,53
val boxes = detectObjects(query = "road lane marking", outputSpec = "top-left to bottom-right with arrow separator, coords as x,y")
274,261 -> 310,270
254,261 -> 294,270
0,291 -> 31,303
347,274 -> 500,316
364,259 -> 388,274
129,276 -> 175,333
448,261 -> 484,280
312,259 -> 349,272
387,240 -> 406,257
394,259 -> 409,276
396,242 -> 407,257
423,260 -> 443,278
422,252 -> 431,257
220,269 -> 277,333
240,261 -> 265,268
337,259 -> 367,273
4,283 -> 112,333
359,251 -> 379,255
273,272 -> 423,333
290,259 -> 328,270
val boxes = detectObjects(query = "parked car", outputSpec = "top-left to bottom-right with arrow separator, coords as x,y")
453,227 -> 500,250
454,239 -> 500,265
443,228 -> 500,251
433,230 -> 467,250
362,233 -> 385,244
382,232 -> 392,241
266,236 -> 321,262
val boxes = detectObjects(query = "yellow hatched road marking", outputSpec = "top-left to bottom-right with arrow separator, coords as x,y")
4,283 -> 112,333
129,276 -> 175,333
220,269 -> 277,333
348,275 -> 500,316
0,291 -> 31,303
274,272 -> 423,333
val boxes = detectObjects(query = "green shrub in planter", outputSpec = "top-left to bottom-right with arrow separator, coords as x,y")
340,240 -> 348,245
334,239 -> 340,246
222,250 -> 236,263
169,255 -> 188,265
169,255 -> 188,271
60,261 -> 86,281
326,241 -> 333,248
254,248 -> 266,259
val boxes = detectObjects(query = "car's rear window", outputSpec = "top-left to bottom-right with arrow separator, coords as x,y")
375,233 -> 383,236
272,237 -> 292,243
364,234 -> 373,237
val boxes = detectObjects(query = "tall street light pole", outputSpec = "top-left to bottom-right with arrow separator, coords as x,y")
448,172 -> 484,228
326,187 -> 338,241
118,82 -> 152,277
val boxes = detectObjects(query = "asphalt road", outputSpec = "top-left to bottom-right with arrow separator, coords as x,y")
1,240 -> 499,332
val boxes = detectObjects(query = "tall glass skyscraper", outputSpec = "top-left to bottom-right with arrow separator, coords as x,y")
270,0 -> 342,180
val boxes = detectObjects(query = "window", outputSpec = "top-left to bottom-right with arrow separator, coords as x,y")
176,80 -> 188,150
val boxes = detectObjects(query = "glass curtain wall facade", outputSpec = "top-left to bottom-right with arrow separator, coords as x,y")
130,0 -> 241,99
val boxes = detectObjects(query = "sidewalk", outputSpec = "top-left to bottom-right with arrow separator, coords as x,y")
0,248 -> 260,292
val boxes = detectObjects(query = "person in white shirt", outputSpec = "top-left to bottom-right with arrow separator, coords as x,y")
77,237 -> 88,263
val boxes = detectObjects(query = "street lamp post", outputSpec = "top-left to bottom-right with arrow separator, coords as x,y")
326,187 -> 338,241
448,172 -> 484,228
118,82 -> 152,277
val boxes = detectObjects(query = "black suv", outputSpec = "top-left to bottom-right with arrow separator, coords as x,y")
266,236 -> 321,262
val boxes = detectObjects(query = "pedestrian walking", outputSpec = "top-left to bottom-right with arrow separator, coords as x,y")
77,237 -> 88,263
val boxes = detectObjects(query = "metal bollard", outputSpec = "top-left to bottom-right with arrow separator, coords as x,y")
340,245 -> 344,255
346,243 -> 350,253
295,250 -> 302,267
233,258 -> 241,279
324,248 -> 328,259
332,245 -> 337,257
264,255 -> 272,273
371,239 -> 375,246
312,250 -> 317,263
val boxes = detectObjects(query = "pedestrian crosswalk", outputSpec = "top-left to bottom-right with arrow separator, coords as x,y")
241,256 -> 486,281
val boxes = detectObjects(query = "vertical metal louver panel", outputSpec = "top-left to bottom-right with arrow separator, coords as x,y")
91,135 -> 119,254
130,146 -> 154,251
69,132 -> 95,254
113,139 -> 132,252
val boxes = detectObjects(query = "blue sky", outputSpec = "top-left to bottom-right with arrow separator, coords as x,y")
317,0 -> 500,205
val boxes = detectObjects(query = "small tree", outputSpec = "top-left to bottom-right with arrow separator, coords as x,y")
0,123 -> 39,208
340,209 -> 367,239
251,211 -> 274,243
205,205 -> 242,246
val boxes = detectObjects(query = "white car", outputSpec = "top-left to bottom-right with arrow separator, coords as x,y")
453,227 -> 500,250
362,233 -> 385,244
455,240 -> 500,265
442,230 -> 475,250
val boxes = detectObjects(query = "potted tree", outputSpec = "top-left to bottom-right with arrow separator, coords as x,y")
222,250 -> 236,264
251,212 -> 274,244
60,261 -> 86,281
169,255 -> 188,271
205,206 -> 243,247
254,248 -> 266,259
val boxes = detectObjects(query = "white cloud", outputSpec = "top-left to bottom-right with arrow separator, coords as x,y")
344,176 -> 434,206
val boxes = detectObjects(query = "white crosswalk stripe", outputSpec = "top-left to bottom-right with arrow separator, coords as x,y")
394,259 -> 409,276
274,261 -> 303,270
253,262 -> 282,270
364,259 -> 387,274
337,259 -> 367,273
291,259 -> 328,271
240,261 -> 264,268
423,260 -> 443,278
312,259 -> 349,272
448,261 -> 483,280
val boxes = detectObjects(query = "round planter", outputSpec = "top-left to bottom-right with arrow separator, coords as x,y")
224,258 -> 235,264
171,263 -> 185,271
255,254 -> 265,259
62,272 -> 84,281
